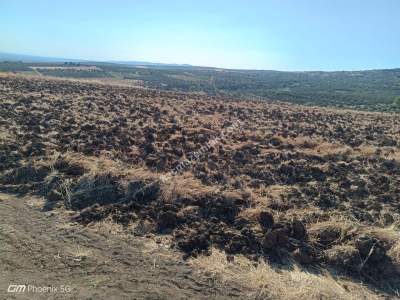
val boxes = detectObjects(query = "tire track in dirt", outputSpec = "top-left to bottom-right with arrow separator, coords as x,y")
0,193 -> 249,299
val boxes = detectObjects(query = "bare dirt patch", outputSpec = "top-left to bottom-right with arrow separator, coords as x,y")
0,193 -> 247,299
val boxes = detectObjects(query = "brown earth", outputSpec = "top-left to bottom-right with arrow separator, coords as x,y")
1,73 -> 400,299
0,193 -> 249,299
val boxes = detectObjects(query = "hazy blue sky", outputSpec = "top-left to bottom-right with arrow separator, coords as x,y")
1,0 -> 399,70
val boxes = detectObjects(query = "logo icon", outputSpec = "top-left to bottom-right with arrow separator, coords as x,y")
8,284 -> 26,293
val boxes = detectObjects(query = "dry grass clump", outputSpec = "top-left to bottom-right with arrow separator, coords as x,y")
359,226 -> 400,246
308,220 -> 355,247
159,172 -> 218,202
254,184 -> 293,208
287,136 -> 322,149
191,248 -> 383,300
0,161 -> 50,185
48,151 -> 123,175
304,141 -> 352,156
237,207 -> 264,224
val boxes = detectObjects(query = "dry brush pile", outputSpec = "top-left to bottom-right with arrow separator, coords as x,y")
1,74 -> 400,294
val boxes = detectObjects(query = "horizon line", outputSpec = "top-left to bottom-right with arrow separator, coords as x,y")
1,51 -> 400,73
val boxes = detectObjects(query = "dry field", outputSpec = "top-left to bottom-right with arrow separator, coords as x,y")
1,73 -> 400,299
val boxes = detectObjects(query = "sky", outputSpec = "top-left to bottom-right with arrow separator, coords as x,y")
1,0 -> 399,71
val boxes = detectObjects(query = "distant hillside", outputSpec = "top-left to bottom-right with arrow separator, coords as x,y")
0,52 -> 86,63
1,54 -> 399,112
110,60 -> 192,67
0,52 -> 190,68
99,66 -> 400,112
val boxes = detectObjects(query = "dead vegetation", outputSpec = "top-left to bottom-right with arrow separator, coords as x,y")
191,248 -> 385,300
1,74 -> 400,298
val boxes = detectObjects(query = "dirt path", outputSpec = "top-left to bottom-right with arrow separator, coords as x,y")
28,67 -> 42,77
0,193 -> 248,299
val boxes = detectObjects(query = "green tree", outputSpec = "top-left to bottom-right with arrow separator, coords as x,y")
394,96 -> 400,107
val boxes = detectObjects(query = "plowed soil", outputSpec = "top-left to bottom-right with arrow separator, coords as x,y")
1,73 -> 400,299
